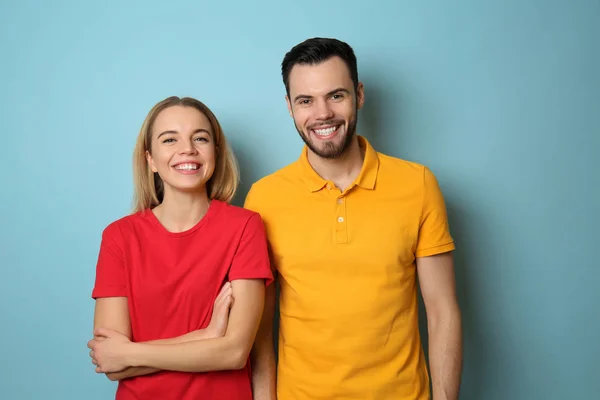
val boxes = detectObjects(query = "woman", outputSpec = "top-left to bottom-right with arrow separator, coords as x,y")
87,96 -> 274,399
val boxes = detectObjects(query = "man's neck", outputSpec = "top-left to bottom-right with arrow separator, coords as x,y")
307,135 -> 365,192
152,189 -> 211,233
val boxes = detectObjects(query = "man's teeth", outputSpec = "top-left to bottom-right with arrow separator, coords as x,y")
175,163 -> 199,170
313,126 -> 337,136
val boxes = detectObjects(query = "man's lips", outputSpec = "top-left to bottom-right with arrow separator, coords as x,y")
310,124 -> 342,139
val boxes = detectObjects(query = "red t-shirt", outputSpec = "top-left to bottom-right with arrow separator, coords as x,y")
91,200 -> 273,400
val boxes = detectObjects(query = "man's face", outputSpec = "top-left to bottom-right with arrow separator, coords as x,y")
286,56 -> 364,159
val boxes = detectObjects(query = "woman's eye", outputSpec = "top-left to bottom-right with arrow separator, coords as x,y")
195,137 -> 209,142
163,138 -> 175,143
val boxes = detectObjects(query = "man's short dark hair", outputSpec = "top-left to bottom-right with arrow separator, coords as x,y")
281,37 -> 359,96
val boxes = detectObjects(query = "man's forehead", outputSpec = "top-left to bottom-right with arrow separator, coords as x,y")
288,57 -> 353,95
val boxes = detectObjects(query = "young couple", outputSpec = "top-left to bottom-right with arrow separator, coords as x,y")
88,37 -> 462,400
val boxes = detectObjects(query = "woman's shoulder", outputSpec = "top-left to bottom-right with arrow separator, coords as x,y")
211,200 -> 263,226
100,209 -> 152,239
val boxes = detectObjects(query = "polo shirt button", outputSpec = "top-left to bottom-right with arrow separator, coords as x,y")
337,217 -> 344,223
337,198 -> 343,204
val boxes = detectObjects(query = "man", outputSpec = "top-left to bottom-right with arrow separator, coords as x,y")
246,37 -> 462,400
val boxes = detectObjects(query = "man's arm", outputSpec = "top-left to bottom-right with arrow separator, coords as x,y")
244,186 -> 278,399
250,275 -> 278,399
417,251 -> 462,400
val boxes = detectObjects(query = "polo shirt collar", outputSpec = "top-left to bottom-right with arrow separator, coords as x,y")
298,135 -> 379,192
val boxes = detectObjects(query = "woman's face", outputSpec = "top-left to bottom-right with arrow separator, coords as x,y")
146,105 -> 216,195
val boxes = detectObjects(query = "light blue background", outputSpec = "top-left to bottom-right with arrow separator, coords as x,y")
1,0 -> 598,399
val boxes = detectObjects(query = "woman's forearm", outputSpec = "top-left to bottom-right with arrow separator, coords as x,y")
93,280 -> 265,376
104,329 -> 216,381
123,280 -> 265,373
127,336 -> 246,373
144,328 -> 214,345
106,367 -> 160,381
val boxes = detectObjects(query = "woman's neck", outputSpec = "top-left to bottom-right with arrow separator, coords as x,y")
152,188 -> 211,233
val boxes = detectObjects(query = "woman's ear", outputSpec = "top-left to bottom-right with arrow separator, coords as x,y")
146,150 -> 158,173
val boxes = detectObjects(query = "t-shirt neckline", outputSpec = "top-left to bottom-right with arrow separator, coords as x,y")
144,199 -> 224,238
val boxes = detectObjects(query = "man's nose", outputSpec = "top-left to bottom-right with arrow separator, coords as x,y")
315,99 -> 334,120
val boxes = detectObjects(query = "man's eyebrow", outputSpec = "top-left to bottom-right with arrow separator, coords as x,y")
326,88 -> 350,97
293,94 -> 312,102
293,88 -> 350,103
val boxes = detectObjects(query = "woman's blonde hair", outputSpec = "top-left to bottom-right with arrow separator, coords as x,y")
132,96 -> 239,213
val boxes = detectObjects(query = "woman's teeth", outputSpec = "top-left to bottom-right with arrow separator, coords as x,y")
175,163 -> 199,170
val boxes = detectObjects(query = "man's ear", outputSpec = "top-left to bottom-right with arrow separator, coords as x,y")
356,82 -> 365,110
285,95 -> 293,118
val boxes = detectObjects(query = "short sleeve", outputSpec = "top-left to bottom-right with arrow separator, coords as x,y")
228,213 -> 274,287
91,223 -> 127,299
415,167 -> 456,258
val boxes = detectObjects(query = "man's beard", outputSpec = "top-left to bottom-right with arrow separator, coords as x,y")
295,114 -> 358,159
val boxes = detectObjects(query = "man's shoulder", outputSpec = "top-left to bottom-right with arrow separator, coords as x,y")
243,160 -> 305,218
248,161 -> 302,196
377,151 -> 430,179
256,161 -> 302,187
375,151 -> 446,199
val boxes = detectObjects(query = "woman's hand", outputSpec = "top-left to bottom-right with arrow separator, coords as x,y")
205,281 -> 235,338
88,328 -> 134,373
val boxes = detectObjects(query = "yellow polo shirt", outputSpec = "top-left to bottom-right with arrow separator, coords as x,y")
244,136 -> 455,399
